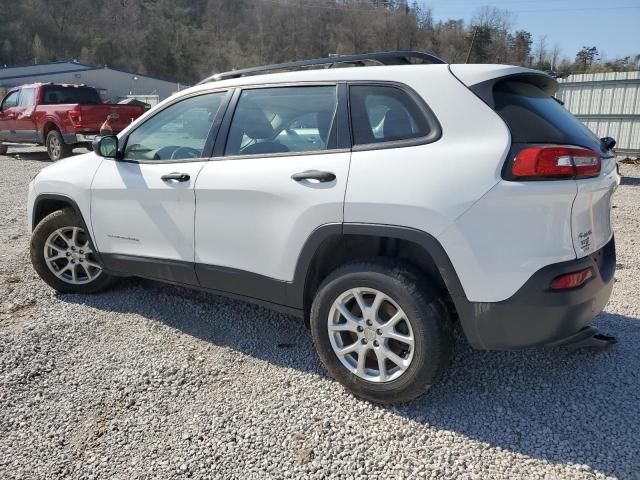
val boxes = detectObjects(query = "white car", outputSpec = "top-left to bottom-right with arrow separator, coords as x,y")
27,52 -> 619,403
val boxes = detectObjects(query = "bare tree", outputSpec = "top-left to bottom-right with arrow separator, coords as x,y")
534,34 -> 548,67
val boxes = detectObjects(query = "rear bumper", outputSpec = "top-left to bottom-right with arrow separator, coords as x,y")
63,133 -> 100,144
455,236 -> 616,350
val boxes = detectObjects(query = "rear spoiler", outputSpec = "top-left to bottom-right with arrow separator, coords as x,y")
449,64 -> 558,108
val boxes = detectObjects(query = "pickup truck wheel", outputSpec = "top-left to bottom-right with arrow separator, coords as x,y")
30,208 -> 117,294
46,129 -> 72,161
310,261 -> 452,404
0,144 -> 7,155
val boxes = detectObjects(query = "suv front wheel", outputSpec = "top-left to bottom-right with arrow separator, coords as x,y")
310,261 -> 452,404
30,208 -> 117,293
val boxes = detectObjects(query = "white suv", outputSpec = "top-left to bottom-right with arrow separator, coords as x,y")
27,52 -> 619,403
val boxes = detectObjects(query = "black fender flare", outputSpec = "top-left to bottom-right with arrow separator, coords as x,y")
288,222 -> 468,307
31,193 -> 104,265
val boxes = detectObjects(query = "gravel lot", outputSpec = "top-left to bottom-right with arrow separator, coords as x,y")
1,147 -> 639,480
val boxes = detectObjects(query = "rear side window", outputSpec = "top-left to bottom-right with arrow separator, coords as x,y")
225,86 -> 337,157
19,88 -> 35,106
349,85 -> 431,145
41,86 -> 101,105
493,81 -> 602,152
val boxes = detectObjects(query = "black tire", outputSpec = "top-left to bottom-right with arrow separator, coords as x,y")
0,144 -> 7,155
30,208 -> 118,294
310,260 -> 452,404
46,129 -> 72,161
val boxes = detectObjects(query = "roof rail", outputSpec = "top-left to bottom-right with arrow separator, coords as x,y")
197,51 -> 445,85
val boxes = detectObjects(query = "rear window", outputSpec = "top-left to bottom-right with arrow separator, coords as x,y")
493,81 -> 602,152
41,86 -> 102,105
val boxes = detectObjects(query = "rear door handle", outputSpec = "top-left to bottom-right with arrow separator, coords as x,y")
291,170 -> 336,183
161,172 -> 190,182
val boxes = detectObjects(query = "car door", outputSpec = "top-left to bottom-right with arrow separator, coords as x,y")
90,90 -> 230,285
13,86 -> 38,142
194,84 -> 350,303
0,90 -> 20,142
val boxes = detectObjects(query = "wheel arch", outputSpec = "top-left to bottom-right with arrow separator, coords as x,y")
291,224 -> 469,324
40,120 -> 62,143
31,193 -> 103,264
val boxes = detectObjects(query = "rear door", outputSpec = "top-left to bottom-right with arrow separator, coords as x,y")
90,90 -> 230,284
0,90 -> 20,142
13,86 -> 38,142
194,84 -> 349,303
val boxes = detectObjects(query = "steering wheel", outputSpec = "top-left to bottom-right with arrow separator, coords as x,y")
170,146 -> 201,160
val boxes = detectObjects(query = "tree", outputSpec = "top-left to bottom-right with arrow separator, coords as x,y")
32,33 -> 48,63
575,46 -> 599,71
510,30 -> 532,66
534,34 -> 548,68
0,1 -> 635,83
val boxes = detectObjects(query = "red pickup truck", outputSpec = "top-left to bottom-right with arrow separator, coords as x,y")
0,83 -> 145,161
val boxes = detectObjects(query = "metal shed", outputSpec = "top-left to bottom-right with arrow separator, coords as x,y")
557,71 -> 640,158
0,61 -> 182,103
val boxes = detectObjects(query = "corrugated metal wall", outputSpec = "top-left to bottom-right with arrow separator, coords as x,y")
557,71 -> 640,157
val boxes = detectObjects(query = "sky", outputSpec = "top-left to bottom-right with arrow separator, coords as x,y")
421,0 -> 640,60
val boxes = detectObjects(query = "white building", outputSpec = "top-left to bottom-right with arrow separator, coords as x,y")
0,61 -> 183,103
557,71 -> 640,158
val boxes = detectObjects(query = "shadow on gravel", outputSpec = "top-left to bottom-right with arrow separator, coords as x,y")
5,148 -> 89,162
60,279 -> 640,478
8,151 -> 52,162
620,175 -> 640,186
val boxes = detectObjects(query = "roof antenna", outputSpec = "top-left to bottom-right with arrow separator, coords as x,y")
465,26 -> 479,64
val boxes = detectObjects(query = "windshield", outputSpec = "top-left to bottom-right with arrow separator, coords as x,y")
41,86 -> 102,105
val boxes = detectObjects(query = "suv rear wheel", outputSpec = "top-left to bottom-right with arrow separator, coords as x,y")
310,261 -> 452,403
30,208 -> 117,293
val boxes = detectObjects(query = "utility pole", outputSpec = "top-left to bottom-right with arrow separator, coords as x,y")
465,26 -> 479,64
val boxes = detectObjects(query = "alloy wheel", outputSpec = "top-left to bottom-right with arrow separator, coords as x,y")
48,135 -> 61,159
43,227 -> 102,284
327,287 -> 415,383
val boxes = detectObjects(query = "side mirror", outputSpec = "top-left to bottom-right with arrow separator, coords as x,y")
601,137 -> 616,151
93,135 -> 119,158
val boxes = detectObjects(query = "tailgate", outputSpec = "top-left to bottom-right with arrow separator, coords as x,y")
572,156 -> 619,257
78,105 -> 143,132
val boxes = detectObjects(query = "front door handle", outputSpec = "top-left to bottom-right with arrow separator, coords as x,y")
161,172 -> 190,182
291,170 -> 336,183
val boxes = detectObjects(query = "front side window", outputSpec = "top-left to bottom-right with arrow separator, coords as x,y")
19,88 -> 35,107
224,86 -> 337,156
1,91 -> 20,110
123,92 -> 226,161
350,85 -> 431,145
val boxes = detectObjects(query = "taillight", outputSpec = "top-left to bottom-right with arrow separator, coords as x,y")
68,110 -> 82,128
549,268 -> 593,291
512,146 -> 601,179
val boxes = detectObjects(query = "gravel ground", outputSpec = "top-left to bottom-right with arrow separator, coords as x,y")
1,147 -> 639,480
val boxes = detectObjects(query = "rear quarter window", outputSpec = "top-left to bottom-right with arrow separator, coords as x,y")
349,85 -> 438,146
493,80 -> 602,153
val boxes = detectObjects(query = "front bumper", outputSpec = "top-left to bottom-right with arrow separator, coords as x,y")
455,236 -> 616,350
